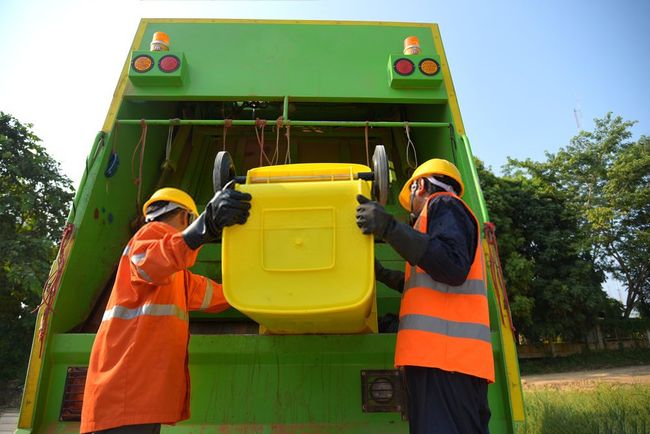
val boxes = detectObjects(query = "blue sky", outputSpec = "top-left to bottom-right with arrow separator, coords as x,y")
1,0 -> 647,178
1,0 -> 648,301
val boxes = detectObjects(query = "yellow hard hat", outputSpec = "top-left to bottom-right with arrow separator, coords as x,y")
398,159 -> 465,210
142,187 -> 199,220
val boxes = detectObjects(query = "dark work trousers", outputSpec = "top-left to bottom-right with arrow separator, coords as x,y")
93,424 -> 161,434
404,366 -> 490,434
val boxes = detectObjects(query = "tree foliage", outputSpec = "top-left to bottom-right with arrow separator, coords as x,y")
477,160 -> 606,342
507,114 -> 650,317
0,112 -> 74,382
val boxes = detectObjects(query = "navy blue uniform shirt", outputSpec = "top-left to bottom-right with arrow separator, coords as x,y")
375,194 -> 477,291
418,194 -> 478,286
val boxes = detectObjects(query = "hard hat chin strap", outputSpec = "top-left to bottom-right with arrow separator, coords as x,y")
145,202 -> 186,222
408,176 -> 455,222
409,179 -> 418,214
426,176 -> 455,194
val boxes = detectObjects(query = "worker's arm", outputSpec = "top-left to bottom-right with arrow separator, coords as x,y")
128,222 -> 199,286
356,195 -> 476,287
417,195 -> 477,286
182,189 -> 252,249
375,259 -> 405,293
185,273 -> 230,313
356,195 -> 429,266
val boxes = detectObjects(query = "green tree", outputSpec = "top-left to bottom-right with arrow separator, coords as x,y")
508,114 -> 650,317
477,160 -> 606,342
0,112 -> 73,384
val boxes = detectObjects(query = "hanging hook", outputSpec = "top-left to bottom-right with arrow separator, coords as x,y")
405,122 -> 418,169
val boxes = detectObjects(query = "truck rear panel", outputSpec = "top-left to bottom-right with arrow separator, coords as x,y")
17,19 -> 524,433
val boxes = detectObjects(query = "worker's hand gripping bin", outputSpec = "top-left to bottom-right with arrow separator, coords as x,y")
216,147 -> 389,334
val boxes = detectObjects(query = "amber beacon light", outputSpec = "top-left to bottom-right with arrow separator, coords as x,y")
403,36 -> 422,55
150,31 -> 170,51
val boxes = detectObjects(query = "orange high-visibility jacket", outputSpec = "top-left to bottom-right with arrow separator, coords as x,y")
80,222 -> 230,433
395,192 -> 495,382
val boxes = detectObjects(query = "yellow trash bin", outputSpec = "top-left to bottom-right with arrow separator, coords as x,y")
222,163 -> 377,334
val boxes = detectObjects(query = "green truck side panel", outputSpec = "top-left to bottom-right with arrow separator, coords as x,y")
19,19 -> 523,434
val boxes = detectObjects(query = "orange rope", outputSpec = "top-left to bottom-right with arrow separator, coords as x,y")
223,119 -> 232,151
131,120 -> 148,209
35,223 -> 75,357
484,222 -> 516,333
273,117 -> 283,165
255,118 -> 271,166
284,124 -> 292,164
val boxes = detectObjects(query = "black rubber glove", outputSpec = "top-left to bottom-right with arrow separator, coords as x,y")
182,189 -> 252,250
375,258 -> 406,293
384,220 -> 429,266
356,195 -> 396,239
356,195 -> 428,266
209,188 -> 252,229
378,313 -> 400,333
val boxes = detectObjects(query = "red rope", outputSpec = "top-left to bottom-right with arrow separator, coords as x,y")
272,117 -> 284,165
35,223 -> 75,357
284,124 -> 292,164
223,119 -> 232,151
131,120 -> 148,208
484,222 -> 516,333
255,118 -> 271,166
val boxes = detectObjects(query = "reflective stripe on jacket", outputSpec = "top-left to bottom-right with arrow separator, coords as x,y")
395,192 -> 495,382
80,222 -> 230,433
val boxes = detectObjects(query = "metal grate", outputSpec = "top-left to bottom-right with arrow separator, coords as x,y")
59,366 -> 87,422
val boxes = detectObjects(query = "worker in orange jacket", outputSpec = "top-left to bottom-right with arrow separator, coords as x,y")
356,159 -> 494,434
81,187 -> 251,434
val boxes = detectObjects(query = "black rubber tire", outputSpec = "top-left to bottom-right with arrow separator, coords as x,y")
213,151 -> 236,192
372,145 -> 389,206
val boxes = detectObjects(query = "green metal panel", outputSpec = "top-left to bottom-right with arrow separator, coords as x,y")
125,22 -> 448,103
32,334 -> 512,433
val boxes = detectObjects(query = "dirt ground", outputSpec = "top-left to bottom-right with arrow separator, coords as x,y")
522,365 -> 650,389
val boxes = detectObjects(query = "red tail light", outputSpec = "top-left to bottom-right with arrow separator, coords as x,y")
393,58 -> 415,76
159,55 -> 181,73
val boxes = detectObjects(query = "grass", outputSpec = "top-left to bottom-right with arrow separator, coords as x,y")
523,383 -> 650,434
519,348 -> 650,375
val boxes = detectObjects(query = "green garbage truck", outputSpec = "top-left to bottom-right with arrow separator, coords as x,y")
16,19 -> 525,433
